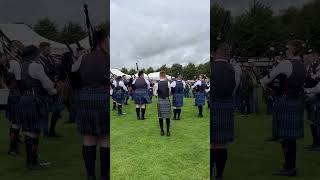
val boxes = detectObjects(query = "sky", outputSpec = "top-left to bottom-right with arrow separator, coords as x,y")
212,0 -> 313,15
0,0 -> 108,29
110,0 -> 210,69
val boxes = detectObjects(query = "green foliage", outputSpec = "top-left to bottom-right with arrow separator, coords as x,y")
33,17 -> 59,42
128,69 -> 137,75
59,22 -> 87,44
121,68 -> 129,75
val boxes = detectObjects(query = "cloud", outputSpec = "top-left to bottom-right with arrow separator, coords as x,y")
0,0 -> 108,28
110,0 -> 210,69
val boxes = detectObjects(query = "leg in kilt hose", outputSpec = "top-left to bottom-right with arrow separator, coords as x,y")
82,136 -> 97,179
166,118 -> 170,136
159,118 -> 164,136
8,125 -> 20,155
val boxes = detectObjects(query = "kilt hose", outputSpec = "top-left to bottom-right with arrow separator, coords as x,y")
211,100 -> 235,144
195,92 -> 206,106
133,89 -> 151,105
6,89 -> 21,124
273,97 -> 304,140
157,97 -> 172,119
172,93 -> 184,107
19,94 -> 49,133
69,90 -> 80,122
76,88 -> 109,136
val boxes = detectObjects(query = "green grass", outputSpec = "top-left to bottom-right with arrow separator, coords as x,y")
111,97 -> 210,180
0,111 -> 87,180
224,99 -> 320,180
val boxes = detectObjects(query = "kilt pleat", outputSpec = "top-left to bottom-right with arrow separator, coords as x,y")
76,89 -> 109,135
194,92 -> 206,106
312,102 -> 320,127
20,95 -> 48,133
6,89 -> 21,124
133,89 -> 151,104
273,97 -> 304,139
172,93 -> 184,107
157,97 -> 171,118
211,100 -> 235,143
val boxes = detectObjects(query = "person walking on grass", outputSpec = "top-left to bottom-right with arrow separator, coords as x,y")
154,71 -> 172,136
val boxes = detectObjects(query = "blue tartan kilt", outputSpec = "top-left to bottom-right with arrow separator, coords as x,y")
114,90 -> 125,104
211,100 -> 235,143
133,89 -> 151,104
69,91 -> 80,122
20,95 -> 48,133
6,89 -> 21,124
194,92 -> 206,106
76,89 -> 109,136
273,97 -> 304,139
172,93 -> 184,107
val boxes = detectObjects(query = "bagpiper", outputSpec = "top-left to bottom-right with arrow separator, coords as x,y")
19,45 -> 58,170
112,76 -> 128,115
260,40 -> 306,176
154,71 -> 172,136
74,30 -> 109,180
192,74 -> 208,117
170,75 -> 185,120
132,71 -> 151,120
6,41 -> 23,156
211,43 -> 237,180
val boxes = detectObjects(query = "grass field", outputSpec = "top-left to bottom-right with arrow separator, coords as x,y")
110,97 -> 210,180
224,100 -> 320,180
0,111 -> 88,180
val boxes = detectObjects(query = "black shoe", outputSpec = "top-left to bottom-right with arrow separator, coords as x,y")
272,169 -> 297,176
177,117 -> 180,120
265,137 -> 278,142
86,175 -> 96,180
167,131 -> 170,136
27,161 -> 50,170
216,177 -> 223,180
64,120 -> 75,124
198,114 -> 203,118
137,116 -> 140,120
160,131 -> 164,136
8,149 -> 18,156
48,132 -> 64,138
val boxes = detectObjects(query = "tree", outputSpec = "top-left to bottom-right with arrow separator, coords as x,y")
59,22 -> 87,44
182,63 -> 197,80
33,18 -> 59,42
170,63 -> 183,78
128,69 -> 137,75
146,67 -> 154,74
121,68 -> 129,74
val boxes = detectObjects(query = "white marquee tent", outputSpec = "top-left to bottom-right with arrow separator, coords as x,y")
148,72 -> 173,81
70,36 -> 90,50
110,69 -> 131,79
0,24 -> 68,54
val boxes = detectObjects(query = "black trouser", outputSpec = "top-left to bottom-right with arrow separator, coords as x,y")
240,93 -> 250,115
281,139 -> 296,170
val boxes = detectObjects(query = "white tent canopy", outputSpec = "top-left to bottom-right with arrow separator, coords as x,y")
110,69 -> 131,79
148,72 -> 172,81
0,24 -> 68,54
70,36 -> 90,50
134,73 -> 149,79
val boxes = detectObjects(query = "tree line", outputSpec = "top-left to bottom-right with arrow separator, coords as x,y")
33,17 -> 108,45
120,62 -> 210,80
212,0 -> 320,58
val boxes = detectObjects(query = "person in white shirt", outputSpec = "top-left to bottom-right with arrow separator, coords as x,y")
153,71 -> 172,136
19,45 -> 58,170
112,76 -> 128,115
192,74 -> 208,117
132,71 -> 151,120
170,75 -> 185,120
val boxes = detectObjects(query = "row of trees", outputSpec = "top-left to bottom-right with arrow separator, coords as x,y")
212,0 -> 320,58
33,17 -> 108,45
120,62 -> 210,80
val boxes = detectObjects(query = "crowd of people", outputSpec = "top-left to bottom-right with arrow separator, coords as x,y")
211,39 -> 320,180
111,71 -> 210,136
0,29 -> 109,180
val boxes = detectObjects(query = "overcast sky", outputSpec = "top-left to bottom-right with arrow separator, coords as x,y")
0,0 -> 108,29
110,0 -> 210,69
212,0 -> 313,15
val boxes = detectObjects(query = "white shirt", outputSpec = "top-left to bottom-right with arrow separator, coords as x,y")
71,54 -> 84,72
8,60 -> 21,80
132,77 -> 150,89
28,62 -> 57,95
112,80 -> 128,91
170,80 -> 186,89
192,80 -> 205,89
153,79 -> 171,96
260,59 -> 295,87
